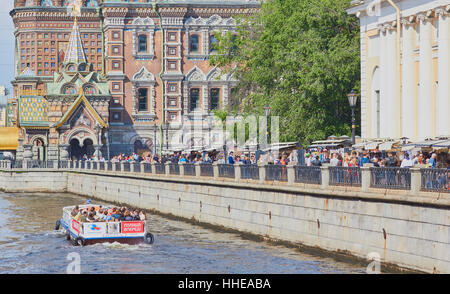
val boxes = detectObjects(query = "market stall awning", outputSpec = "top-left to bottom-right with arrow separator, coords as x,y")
0,127 -> 19,151
378,141 -> 399,151
365,141 -> 380,150
403,139 -> 449,149
432,140 -> 450,149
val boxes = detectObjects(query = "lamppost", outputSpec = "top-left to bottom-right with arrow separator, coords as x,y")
264,104 -> 271,148
347,89 -> 359,146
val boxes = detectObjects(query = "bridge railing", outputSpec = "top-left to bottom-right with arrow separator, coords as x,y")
218,164 -> 235,179
421,168 -> 449,193
329,167 -> 361,187
370,167 -> 411,190
0,160 -> 446,195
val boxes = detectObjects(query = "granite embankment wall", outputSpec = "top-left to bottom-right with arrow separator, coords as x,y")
0,169 -> 449,274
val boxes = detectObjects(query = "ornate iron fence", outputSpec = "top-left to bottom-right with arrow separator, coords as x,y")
265,165 -> 288,182
86,161 -> 91,169
200,163 -> 214,177
80,161 -> 85,169
421,169 -> 449,193
169,163 -> 180,175
132,162 -> 141,173
99,162 -> 105,170
59,161 -> 69,169
142,163 -> 151,173
113,162 -> 120,171
11,161 -> 23,169
218,164 -> 235,179
184,164 -> 196,176
370,167 -> 411,190
92,161 -> 98,170
155,163 -> 165,174
26,160 -> 54,169
329,167 -> 361,187
294,166 -> 322,185
122,162 -> 131,172
240,164 -> 259,180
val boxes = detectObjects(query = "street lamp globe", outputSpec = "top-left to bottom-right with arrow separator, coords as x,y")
347,89 -> 358,108
264,104 -> 271,117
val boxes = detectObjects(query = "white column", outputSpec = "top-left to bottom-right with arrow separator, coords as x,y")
401,18 -> 417,140
437,8 -> 450,136
418,13 -> 434,140
380,24 -> 400,139
379,25 -> 389,138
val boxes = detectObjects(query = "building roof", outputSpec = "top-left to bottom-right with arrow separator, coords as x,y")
18,96 -> 49,128
64,20 -> 87,65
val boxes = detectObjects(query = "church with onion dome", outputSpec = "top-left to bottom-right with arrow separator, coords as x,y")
6,0 -> 260,160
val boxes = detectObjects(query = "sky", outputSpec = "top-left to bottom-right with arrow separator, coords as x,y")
0,1 -> 15,95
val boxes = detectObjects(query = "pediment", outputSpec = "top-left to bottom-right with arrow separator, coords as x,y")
54,93 -> 107,129
132,66 -> 155,83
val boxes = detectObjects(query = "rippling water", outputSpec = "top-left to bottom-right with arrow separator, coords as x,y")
0,192 -> 366,274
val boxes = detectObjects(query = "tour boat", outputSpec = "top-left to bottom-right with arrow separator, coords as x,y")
55,204 -> 155,246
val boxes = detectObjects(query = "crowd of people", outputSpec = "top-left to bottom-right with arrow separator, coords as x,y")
306,149 -> 449,169
79,147 -> 448,169
71,203 -> 147,223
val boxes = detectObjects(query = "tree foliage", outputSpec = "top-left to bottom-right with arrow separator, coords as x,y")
210,0 -> 361,146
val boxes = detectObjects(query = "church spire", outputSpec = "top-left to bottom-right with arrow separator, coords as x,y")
64,0 -> 86,65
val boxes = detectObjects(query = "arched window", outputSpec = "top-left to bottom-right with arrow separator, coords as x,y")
138,88 -> 148,112
62,84 -> 76,95
138,35 -> 147,53
189,88 -> 200,112
83,85 -> 96,95
210,88 -> 220,110
190,35 -> 199,53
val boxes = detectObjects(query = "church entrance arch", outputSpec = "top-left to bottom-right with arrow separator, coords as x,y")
70,138 -> 82,160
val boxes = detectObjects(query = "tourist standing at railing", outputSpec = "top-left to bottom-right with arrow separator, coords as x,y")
385,152 -> 398,186
400,153 -> 414,168
428,154 -> 437,168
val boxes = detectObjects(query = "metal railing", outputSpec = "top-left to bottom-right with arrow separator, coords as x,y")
26,160 -> 54,169
295,166 -> 322,185
200,163 -> 214,177
184,163 -> 196,176
142,163 -> 151,173
240,164 -> 259,180
421,169 -> 449,193
370,167 -> 411,190
59,161 -> 69,169
155,163 -> 165,175
218,164 -> 235,179
329,167 -> 361,187
132,162 -> 141,173
169,163 -> 180,175
265,165 -> 288,182
2,160 -> 449,195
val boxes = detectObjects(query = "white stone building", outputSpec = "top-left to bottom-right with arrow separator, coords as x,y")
347,0 -> 450,141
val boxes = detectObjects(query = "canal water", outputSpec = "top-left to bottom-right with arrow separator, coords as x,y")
0,192 -> 367,274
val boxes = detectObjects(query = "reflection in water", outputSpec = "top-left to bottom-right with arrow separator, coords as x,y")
0,192 -> 366,274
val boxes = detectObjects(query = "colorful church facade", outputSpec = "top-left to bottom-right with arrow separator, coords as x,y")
10,0 -> 259,160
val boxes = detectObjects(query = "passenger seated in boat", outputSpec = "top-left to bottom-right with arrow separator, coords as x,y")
139,211 -> 146,221
123,211 -> 134,221
79,211 -> 88,222
87,212 -> 96,223
71,205 -> 79,217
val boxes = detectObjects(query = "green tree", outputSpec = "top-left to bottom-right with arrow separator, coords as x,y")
210,0 -> 360,146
